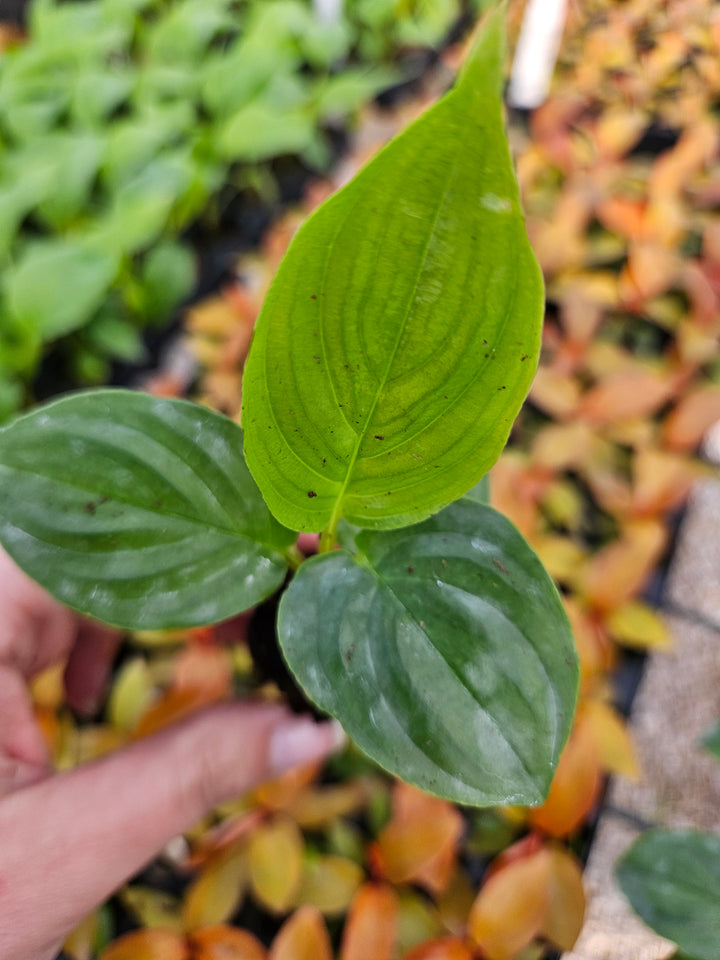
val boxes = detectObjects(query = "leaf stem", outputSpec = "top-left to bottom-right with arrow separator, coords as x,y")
318,522 -> 338,554
284,544 -> 304,571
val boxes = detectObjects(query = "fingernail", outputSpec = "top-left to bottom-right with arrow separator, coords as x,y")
269,717 -> 346,775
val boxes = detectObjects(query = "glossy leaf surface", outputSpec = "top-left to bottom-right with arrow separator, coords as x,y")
0,390 -> 293,628
279,500 -> 578,805
617,829 -> 720,960
243,7 -> 543,532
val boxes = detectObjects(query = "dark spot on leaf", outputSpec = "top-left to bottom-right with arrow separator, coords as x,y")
407,566 -> 415,574
374,435 -> 385,440
498,385 -> 507,390
154,498 -> 163,509
310,294 -> 317,300
322,458 -> 326,466
484,353 -> 489,358
84,501 -> 96,515
344,644 -> 355,664
308,491 -> 317,498
493,559 -> 509,574
520,354 -> 530,361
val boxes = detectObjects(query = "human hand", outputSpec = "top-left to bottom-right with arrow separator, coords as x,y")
0,549 -> 342,960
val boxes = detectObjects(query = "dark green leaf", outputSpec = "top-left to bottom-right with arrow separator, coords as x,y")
84,315 -> 148,363
0,390 -> 294,628
617,829 -> 720,960
278,499 -> 578,805
243,7 -> 543,533
5,239 -> 118,340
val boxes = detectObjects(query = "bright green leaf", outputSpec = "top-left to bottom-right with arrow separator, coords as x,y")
243,7 -> 543,533
0,390 -> 294,628
138,240 -> 196,321
314,67 -> 400,120
34,132 -> 105,228
71,67 -> 135,126
617,829 -> 720,960
5,239 -> 118,340
278,499 -> 578,805
215,103 -> 316,162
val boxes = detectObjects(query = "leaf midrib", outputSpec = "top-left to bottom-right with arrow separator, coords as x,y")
322,139 -> 465,534
0,461 -> 285,558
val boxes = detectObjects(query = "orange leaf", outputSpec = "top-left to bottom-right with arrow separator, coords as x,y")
341,883 -> 398,960
581,700 -> 640,780
248,817 -> 304,913
490,453 -> 540,538
468,848 -> 551,960
540,847 -> 585,950
663,386 -> 720,452
190,926 -> 267,960
629,449 -> 703,517
580,519 -> 667,611
252,762 -> 323,812
577,369 -> 681,426
174,643 -> 232,701
596,196 -> 647,240
531,422 -> 596,472
98,929 -> 189,960
373,783 -> 463,894
182,843 -> 248,932
563,598 -> 616,690
529,367 -> 582,420
134,688 -> 215,739
270,906 -> 332,960
296,855 -> 363,916
402,938 -> 474,960
528,718 -> 602,838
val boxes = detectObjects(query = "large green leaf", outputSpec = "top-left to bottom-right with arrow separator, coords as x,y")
242,6 -> 543,534
278,499 -> 578,805
617,829 -> 720,960
0,390 -> 294,629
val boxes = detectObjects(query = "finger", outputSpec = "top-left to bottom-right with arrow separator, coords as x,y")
0,664 -> 50,775
0,702 -> 344,960
64,621 -> 122,717
0,548 -> 76,678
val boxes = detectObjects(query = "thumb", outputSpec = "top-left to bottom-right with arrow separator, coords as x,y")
0,702 -> 344,960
